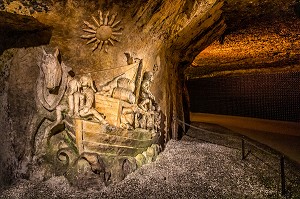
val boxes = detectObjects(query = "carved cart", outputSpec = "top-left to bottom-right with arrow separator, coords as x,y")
72,61 -> 159,158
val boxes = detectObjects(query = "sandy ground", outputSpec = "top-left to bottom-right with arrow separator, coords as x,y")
1,134 -> 299,199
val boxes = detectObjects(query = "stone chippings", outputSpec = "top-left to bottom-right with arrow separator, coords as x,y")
1,136 -> 299,199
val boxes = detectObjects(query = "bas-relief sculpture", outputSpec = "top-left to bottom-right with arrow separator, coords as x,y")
25,46 -> 162,186
22,48 -> 71,166
81,10 -> 122,52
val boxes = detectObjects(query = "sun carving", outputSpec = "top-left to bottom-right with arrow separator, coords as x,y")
81,11 -> 122,52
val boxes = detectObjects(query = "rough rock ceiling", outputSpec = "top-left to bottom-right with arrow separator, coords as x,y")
187,0 -> 300,78
1,0 -> 299,78
0,10 -> 51,54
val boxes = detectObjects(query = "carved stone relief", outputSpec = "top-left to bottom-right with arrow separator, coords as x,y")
25,47 -> 162,186
81,10 -> 122,52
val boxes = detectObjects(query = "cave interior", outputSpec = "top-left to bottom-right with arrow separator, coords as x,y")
0,0 -> 300,196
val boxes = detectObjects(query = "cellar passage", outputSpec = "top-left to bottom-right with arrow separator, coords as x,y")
188,71 -> 300,122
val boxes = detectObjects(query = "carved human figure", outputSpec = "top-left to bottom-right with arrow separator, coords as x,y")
133,106 -> 153,130
138,71 -> 155,112
120,104 -> 138,130
66,78 -> 81,116
44,75 -> 76,140
135,71 -> 158,130
138,114 -> 147,129
50,76 -> 81,128
75,74 -> 108,125
146,105 -> 155,130
153,103 -> 161,132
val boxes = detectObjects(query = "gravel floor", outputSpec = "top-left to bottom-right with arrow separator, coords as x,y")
1,135 -> 299,199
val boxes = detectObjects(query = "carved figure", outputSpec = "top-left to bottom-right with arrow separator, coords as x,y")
76,74 -> 108,125
133,107 -> 151,130
67,78 -> 81,116
81,10 -> 122,52
138,113 -> 147,129
146,107 -> 155,130
134,71 -> 162,132
124,52 -> 140,65
120,104 -> 138,129
43,77 -> 81,140
21,49 -> 163,184
138,71 -> 155,112
22,48 -> 71,173
153,103 -> 161,132
142,108 -> 155,130
37,48 -> 71,111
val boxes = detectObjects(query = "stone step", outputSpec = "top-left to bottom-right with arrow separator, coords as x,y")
83,141 -> 147,156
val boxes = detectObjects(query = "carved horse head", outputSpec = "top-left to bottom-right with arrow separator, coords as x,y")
37,47 -> 71,111
41,48 -> 62,91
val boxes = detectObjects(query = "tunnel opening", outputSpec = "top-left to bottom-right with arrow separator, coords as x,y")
184,0 -> 300,123
181,0 -> 300,172
187,71 -> 300,122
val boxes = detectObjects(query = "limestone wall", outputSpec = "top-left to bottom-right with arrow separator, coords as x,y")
0,0 -> 225,186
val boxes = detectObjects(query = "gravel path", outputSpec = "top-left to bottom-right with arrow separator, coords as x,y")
1,136 -> 298,199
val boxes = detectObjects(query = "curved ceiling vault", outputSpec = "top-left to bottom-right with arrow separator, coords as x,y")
186,0 -> 300,79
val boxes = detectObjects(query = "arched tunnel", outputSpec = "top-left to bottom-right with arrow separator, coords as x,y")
0,0 -> 299,198
184,0 -> 300,161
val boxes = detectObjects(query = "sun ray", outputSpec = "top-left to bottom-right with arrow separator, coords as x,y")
112,27 -> 122,32
112,32 -> 122,35
99,11 -> 103,25
80,34 -> 96,39
81,10 -> 122,52
108,14 -> 117,26
92,16 -> 100,27
98,40 -> 104,51
104,11 -> 109,25
83,29 -> 96,34
111,20 -> 121,28
86,37 -> 97,45
108,38 -> 114,46
92,40 -> 101,51
111,35 -> 120,42
84,21 -> 97,30
104,41 -> 109,52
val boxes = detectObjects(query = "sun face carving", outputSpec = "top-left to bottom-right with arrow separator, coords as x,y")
81,11 -> 122,52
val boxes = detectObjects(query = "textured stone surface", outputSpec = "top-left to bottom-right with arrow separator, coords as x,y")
186,0 -> 300,79
0,0 -> 225,141
0,0 -> 226,187
1,136 -> 299,198
0,49 -> 17,186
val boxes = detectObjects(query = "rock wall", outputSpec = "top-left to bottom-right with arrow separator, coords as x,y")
0,49 -> 17,186
0,0 -> 225,187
